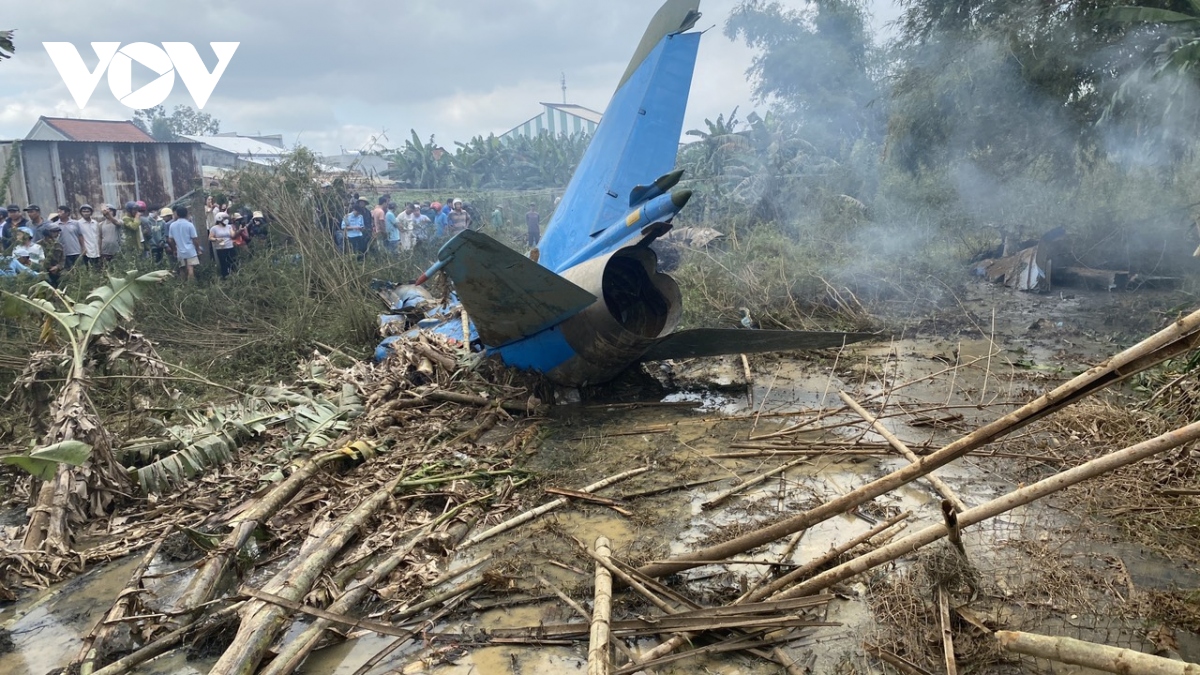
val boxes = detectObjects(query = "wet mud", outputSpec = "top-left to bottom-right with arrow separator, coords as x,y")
3,287 -> 1198,673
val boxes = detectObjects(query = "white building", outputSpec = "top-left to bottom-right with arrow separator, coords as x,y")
181,134 -> 287,170
500,102 -> 602,141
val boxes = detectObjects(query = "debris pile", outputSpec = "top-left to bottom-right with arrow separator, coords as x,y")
3,298 -> 1200,674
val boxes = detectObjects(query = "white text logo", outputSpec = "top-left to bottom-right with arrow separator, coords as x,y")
43,42 -> 239,110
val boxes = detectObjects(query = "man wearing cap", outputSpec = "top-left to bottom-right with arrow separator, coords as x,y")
98,204 -> 123,264
77,204 -> 102,267
24,205 -> 48,243
53,206 -> 83,269
41,223 -> 66,288
3,204 -> 31,250
169,205 -> 201,281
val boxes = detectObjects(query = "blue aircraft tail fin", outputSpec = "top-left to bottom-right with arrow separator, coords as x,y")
437,230 -> 596,347
537,0 -> 702,272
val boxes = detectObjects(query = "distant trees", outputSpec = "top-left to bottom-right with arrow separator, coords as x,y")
133,104 -> 221,141
0,30 -> 14,62
384,129 -> 590,190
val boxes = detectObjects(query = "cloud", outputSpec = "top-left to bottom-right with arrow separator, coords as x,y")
0,1 -> 900,154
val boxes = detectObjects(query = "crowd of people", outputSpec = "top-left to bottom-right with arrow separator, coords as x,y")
0,196 -> 270,287
0,184 -> 551,289
315,183 -> 544,257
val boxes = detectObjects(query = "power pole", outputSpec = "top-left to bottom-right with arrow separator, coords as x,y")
561,72 -> 567,104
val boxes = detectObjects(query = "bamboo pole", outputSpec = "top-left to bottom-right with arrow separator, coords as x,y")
170,448 -> 355,620
939,587 -> 957,675
745,511 -> 910,602
702,455 -> 811,510
840,392 -> 967,512
767,419 -> 1200,601
90,603 -> 244,675
639,311 -> 1200,579
261,500 -> 476,675
537,574 -> 642,669
426,389 -> 545,415
589,537 -> 614,675
996,631 -> 1200,674
461,466 -> 649,547
73,533 -> 168,673
208,474 -> 402,675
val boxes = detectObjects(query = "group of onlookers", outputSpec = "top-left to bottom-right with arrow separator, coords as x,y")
0,197 -> 270,286
316,184 -> 548,257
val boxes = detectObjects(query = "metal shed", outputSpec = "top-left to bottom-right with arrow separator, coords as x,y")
0,116 -> 201,211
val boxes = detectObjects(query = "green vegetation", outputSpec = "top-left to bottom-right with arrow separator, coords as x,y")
132,104 -> 221,141
383,130 -> 591,190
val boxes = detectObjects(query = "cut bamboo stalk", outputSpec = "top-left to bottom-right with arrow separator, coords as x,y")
773,646 -> 807,675
592,553 -> 808,671
640,311 -> 1200,579
545,487 -> 633,515
74,532 -> 167,673
740,529 -> 806,600
261,500 -> 473,675
841,392 -> 968,512
741,353 -> 755,409
768,419 -> 1200,601
613,631 -> 800,674
996,630 -> 1200,674
90,602 -> 243,675
426,389 -> 546,415
939,587 -> 957,675
589,537 -> 614,675
942,499 -> 966,557
208,474 -> 401,675
702,455 -> 811,510
746,510 -> 909,602
347,589 -> 477,675
536,574 -> 642,669
170,448 -> 355,620
461,466 -> 648,547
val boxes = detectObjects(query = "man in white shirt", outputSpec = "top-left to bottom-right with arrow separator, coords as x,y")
77,204 -> 102,268
169,205 -> 201,281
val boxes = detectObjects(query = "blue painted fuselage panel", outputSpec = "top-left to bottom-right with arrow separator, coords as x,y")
493,324 -> 576,373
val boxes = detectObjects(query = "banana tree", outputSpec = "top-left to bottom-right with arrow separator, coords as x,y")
3,269 -> 170,553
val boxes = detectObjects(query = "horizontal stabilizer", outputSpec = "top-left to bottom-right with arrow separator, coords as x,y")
641,328 -> 877,361
439,230 -> 596,347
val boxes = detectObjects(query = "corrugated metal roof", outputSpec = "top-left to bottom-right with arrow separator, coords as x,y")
180,134 -> 285,156
34,116 -> 156,142
541,103 -> 604,125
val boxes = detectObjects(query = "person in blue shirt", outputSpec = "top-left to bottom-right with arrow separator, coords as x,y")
384,202 -> 400,254
434,207 -> 449,239
341,198 -> 369,255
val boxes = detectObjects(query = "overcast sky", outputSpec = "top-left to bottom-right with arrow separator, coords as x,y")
0,0 -> 903,155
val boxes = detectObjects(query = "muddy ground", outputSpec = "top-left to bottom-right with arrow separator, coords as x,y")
2,282 -> 1199,674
